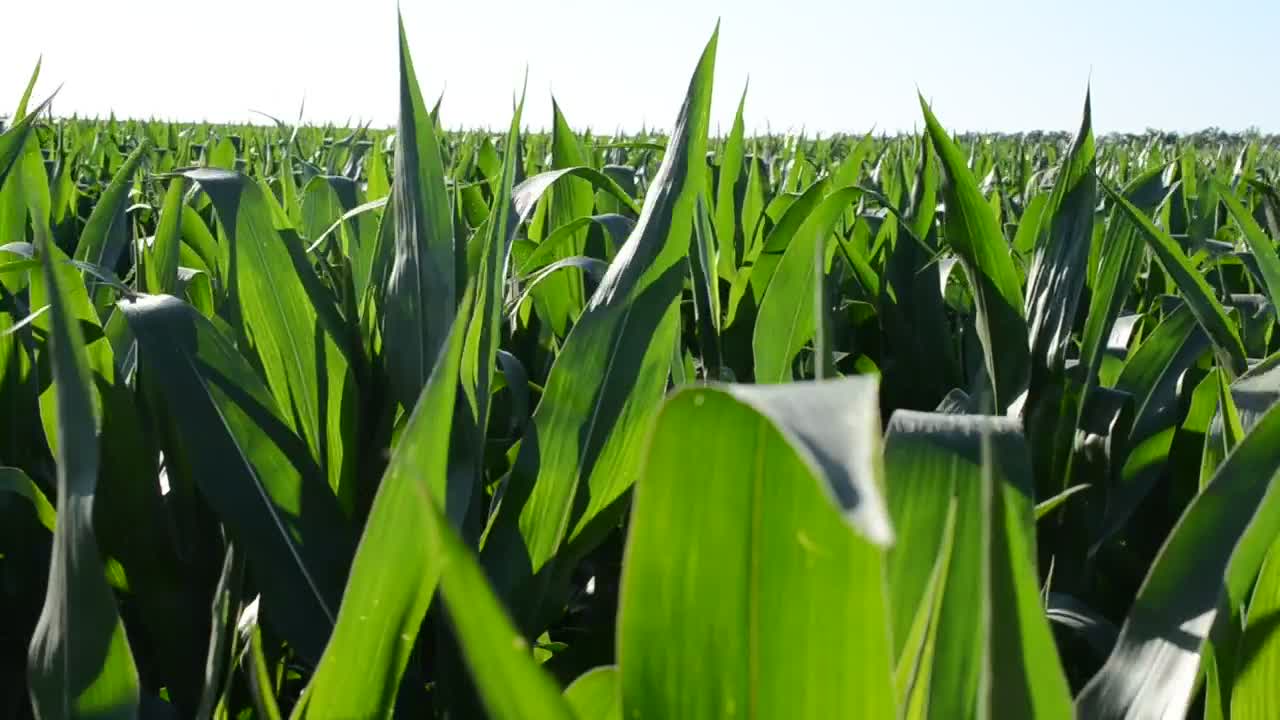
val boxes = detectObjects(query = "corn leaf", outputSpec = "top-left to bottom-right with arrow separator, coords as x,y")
480,26 -> 718,633
619,378 -> 895,719
27,234 -> 140,720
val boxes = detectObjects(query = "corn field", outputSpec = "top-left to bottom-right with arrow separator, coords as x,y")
4,17 -> 1280,720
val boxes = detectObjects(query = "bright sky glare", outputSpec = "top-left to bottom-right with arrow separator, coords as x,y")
3,0 -> 1275,135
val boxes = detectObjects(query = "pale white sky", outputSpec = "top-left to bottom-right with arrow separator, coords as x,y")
4,0 -> 1277,134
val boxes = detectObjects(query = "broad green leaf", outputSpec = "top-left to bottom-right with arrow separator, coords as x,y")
0,73 -> 50,247
920,98 -> 1028,412
884,415 -> 956,669
179,206 -> 221,282
27,234 -> 140,720
513,166 -> 641,218
366,136 -> 390,201
833,132 -> 874,197
1012,194 -> 1048,254
0,93 -> 54,192
245,624 -> 284,720
13,56 -> 40,124
1201,357 -> 1280,511
1022,93 -> 1096,494
620,379 -> 894,719
300,175 -> 359,249
1077,396 -> 1280,718
516,214 -> 634,274
206,136 -> 236,170
182,168 -> 356,510
119,294 -> 352,664
753,185 -> 861,382
690,194 -> 722,376
384,14 -> 457,410
1217,366 -> 1245,453
196,546 -> 245,720
737,148 -> 767,272
29,196 -> 206,711
884,411 -> 1072,719
745,181 -> 827,306
509,257 -> 609,320
480,27 -> 718,633
880,135 -> 958,409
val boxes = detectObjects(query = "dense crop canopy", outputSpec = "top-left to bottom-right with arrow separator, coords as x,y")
6,17 -> 1280,720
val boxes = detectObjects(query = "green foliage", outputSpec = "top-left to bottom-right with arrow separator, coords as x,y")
8,15 -> 1280,720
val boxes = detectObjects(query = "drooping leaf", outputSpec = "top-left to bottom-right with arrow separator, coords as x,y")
619,379 -> 895,719
119,294 -> 352,665
0,466 -> 55,531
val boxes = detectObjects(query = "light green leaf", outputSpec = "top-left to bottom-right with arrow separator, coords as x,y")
884,411 -> 1072,720
564,667 -> 621,720
619,379 -> 895,719
753,185 -> 862,382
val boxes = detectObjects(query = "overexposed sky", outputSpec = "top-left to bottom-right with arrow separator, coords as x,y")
3,0 -> 1277,134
